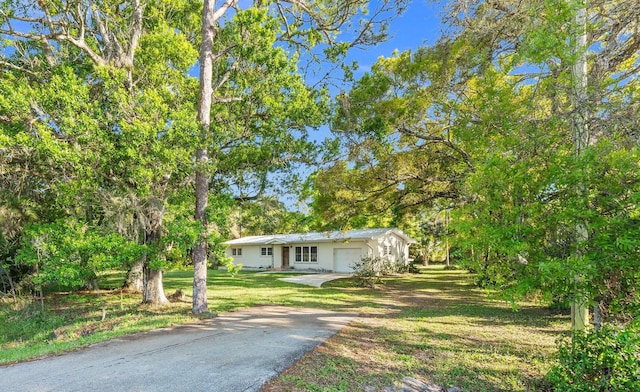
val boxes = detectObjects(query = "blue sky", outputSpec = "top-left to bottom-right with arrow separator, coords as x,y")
307,0 -> 446,141
349,0 -> 445,78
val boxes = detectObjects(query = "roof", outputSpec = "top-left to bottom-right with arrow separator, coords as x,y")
223,228 -> 417,246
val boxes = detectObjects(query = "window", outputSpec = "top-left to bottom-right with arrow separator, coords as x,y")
261,247 -> 273,256
232,248 -> 242,256
384,245 -> 391,256
295,246 -> 318,263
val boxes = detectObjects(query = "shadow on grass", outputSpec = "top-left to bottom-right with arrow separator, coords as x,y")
4,265 -> 568,390
264,266 -> 568,392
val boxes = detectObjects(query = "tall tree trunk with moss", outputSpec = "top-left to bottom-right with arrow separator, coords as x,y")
124,259 -> 144,292
142,202 -> 169,305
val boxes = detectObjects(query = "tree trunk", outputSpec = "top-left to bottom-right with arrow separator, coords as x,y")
143,265 -> 169,305
444,209 -> 450,267
124,257 -> 145,292
192,0 -> 216,314
570,0 -> 589,331
140,200 -> 168,305
593,302 -> 602,330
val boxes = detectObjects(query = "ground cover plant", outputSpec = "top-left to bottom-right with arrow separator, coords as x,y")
2,266 -> 569,391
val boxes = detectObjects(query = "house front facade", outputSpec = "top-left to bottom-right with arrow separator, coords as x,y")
223,228 -> 416,273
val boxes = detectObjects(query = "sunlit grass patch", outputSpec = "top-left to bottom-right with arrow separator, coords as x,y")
263,265 -> 570,392
2,265 -> 569,390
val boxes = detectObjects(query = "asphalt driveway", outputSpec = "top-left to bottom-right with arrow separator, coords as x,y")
0,306 -> 358,392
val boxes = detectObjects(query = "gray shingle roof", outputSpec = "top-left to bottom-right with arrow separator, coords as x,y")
223,228 -> 416,245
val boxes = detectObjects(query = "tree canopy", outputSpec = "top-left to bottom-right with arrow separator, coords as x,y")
314,0 -> 640,325
0,0 -> 409,307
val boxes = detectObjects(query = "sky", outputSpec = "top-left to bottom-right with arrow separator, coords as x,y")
300,0 -> 446,146
348,0 -> 446,78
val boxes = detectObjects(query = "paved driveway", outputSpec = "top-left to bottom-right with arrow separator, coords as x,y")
0,306 -> 358,392
278,273 -> 351,287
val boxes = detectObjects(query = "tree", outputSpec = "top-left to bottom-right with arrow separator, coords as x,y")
0,0 -> 201,304
570,0 -> 590,331
445,0 -> 640,325
307,40 -> 475,241
191,0 -> 409,314
228,196 -> 312,238
322,0 -> 640,327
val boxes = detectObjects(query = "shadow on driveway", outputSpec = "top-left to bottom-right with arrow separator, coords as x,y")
0,306 -> 358,392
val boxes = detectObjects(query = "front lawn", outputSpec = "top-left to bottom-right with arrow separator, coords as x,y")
0,269 -> 383,364
1,267 -> 569,391
263,267 -> 570,391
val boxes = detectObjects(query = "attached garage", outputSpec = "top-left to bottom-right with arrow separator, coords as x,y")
333,248 -> 363,273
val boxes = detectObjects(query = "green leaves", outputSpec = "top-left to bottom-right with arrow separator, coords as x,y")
548,321 -> 640,391
16,220 -> 144,289
445,0 -> 640,324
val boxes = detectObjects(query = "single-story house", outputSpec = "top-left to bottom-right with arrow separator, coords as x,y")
223,228 -> 416,273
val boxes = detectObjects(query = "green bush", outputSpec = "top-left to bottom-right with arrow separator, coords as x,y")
547,321 -> 640,392
351,256 -> 395,288
398,262 -> 421,274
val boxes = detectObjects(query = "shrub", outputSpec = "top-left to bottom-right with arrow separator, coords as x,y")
351,256 -> 395,288
547,321 -> 640,392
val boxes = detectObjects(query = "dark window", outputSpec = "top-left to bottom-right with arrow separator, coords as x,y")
232,248 -> 242,256
261,247 -> 273,256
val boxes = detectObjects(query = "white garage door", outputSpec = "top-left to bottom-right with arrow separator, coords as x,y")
333,248 -> 362,273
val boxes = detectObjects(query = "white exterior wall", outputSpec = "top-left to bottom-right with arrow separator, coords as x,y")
226,233 -> 411,271
289,242 -> 339,271
369,234 -> 410,266
225,245 -> 275,269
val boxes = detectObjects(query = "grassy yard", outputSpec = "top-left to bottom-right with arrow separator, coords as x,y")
0,266 -> 569,391
0,269 -> 384,365
262,268 -> 570,391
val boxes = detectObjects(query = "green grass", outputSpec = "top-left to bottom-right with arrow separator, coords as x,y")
1,267 -> 569,391
263,267 -> 570,392
0,269 -> 383,364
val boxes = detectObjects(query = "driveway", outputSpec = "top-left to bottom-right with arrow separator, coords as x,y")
0,306 -> 358,392
278,273 -> 352,287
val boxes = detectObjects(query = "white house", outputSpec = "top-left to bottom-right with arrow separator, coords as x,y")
223,228 -> 416,273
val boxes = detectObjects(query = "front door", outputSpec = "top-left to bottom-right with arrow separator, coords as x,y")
282,246 -> 290,269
